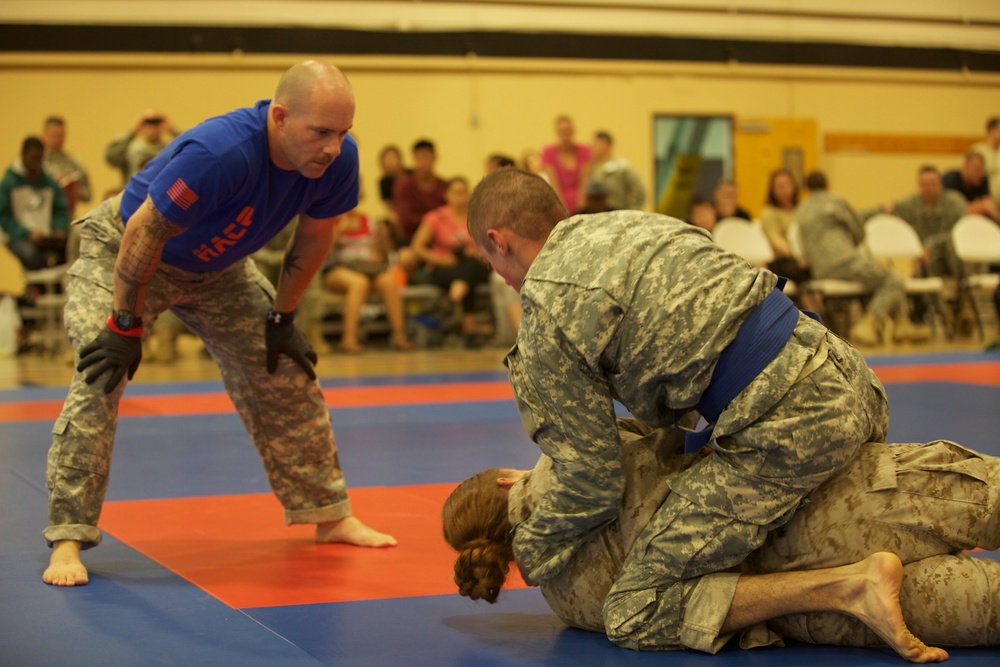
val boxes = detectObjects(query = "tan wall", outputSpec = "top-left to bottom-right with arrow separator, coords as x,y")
2,53 -> 998,218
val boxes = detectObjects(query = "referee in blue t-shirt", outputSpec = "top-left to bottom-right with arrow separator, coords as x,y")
43,60 -> 397,589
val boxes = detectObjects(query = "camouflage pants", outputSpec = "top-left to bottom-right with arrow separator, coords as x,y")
751,439 -> 1000,648
603,334 -> 889,650
924,232 -> 961,279
43,198 -> 351,549
819,255 -> 907,319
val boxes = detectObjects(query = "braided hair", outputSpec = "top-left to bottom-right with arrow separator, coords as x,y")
442,468 -> 516,603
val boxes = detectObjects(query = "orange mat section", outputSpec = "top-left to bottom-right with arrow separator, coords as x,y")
871,361 -> 1000,386
5,363 -> 999,424
100,483 -> 528,609
0,381 -> 515,423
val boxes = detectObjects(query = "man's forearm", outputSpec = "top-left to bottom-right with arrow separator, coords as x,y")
114,197 -> 184,315
104,132 -> 132,169
272,223 -> 333,312
514,476 -> 622,584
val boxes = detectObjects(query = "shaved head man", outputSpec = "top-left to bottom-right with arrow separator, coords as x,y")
268,60 -> 356,178
43,60 -> 396,589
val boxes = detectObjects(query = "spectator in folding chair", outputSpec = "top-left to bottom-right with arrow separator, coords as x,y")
942,152 -> 999,222
880,166 -> 967,279
685,194 -> 717,235
377,144 -> 408,232
712,178 -> 751,221
0,136 -> 69,271
869,165 -> 968,334
411,176 -> 490,348
41,115 -> 92,218
971,116 -> 1000,211
760,168 -> 809,282
321,206 -> 413,354
796,171 -> 929,346
940,155 -> 1000,344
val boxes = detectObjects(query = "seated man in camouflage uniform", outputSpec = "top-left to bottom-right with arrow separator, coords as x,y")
796,170 -> 930,346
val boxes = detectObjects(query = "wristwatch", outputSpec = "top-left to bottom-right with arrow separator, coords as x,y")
112,309 -> 143,332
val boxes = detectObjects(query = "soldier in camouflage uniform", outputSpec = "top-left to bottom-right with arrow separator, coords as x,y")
466,167 -> 891,652
43,60 -> 395,588
795,170 -> 928,346
885,166 -> 967,279
486,419 -> 999,656
41,116 -> 92,217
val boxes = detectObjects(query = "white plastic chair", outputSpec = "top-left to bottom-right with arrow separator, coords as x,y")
713,218 -> 775,266
951,214 -> 1000,339
715,218 -> 799,296
864,213 -> 949,337
20,264 -> 69,356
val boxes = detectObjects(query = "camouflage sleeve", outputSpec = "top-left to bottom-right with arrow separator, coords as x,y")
507,306 -> 625,585
945,190 -> 969,221
104,130 -> 132,170
890,196 -> 917,227
77,164 -> 93,203
839,200 -> 866,244
626,167 -> 646,211
50,177 -> 70,232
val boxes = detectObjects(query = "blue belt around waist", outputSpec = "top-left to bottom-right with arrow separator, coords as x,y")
679,279 -> 809,453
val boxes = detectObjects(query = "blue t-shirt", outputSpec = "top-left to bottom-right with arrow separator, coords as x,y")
120,99 -> 359,272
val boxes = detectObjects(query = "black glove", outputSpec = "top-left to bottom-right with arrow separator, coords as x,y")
265,309 -> 317,380
77,326 -> 143,394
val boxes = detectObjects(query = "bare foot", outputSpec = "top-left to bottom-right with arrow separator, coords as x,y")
315,516 -> 397,547
338,341 -> 366,355
42,540 -> 89,587
391,337 -> 414,352
847,553 -> 949,663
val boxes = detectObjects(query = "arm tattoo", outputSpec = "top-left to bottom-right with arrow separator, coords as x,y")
282,240 -> 304,279
145,201 -> 185,242
115,199 -> 185,312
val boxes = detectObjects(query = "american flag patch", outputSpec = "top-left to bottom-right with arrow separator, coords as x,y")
166,178 -> 199,211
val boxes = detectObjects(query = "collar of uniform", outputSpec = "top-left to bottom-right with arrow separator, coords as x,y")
506,455 -> 552,525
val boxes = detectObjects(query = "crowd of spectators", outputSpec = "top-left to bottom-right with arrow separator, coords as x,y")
3,110 -> 999,357
681,116 -> 1000,351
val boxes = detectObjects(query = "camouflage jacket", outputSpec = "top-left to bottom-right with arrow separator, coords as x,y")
890,190 -> 967,245
793,191 -> 866,277
504,211 -> 826,583
509,419 -> 772,652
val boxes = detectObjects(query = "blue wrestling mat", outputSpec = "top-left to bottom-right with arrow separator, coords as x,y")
2,357 -> 999,666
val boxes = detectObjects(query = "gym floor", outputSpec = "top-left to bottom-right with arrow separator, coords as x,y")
2,344 -> 999,666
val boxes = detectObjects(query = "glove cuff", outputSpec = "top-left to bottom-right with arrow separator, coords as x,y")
267,309 -> 295,326
106,314 -> 144,338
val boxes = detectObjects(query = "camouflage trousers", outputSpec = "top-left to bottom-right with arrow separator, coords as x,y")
603,334 -> 889,650
817,255 -> 907,319
43,198 -> 351,549
750,439 -> 1000,648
